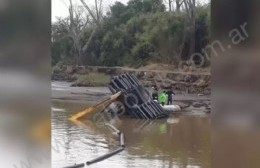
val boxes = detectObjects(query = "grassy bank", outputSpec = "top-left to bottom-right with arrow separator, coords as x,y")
71,73 -> 110,87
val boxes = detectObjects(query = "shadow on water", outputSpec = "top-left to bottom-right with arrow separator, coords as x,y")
52,100 -> 211,168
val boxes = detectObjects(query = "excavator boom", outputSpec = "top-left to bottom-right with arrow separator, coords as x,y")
69,92 -> 121,121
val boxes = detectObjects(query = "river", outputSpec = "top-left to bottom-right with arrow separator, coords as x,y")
52,81 -> 211,168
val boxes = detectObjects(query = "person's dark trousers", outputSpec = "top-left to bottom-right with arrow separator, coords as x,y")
161,102 -> 165,106
167,99 -> 172,105
152,94 -> 158,101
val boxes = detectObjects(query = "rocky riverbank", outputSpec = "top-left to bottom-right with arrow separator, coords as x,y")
52,65 -> 211,95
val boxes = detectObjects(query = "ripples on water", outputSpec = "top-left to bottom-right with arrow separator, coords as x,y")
52,99 -> 210,168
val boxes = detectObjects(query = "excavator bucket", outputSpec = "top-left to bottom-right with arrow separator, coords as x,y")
69,92 -> 122,121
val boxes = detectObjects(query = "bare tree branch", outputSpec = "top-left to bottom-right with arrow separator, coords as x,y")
98,0 -> 103,21
175,0 -> 185,13
79,0 -> 104,54
95,0 -> 99,22
58,0 -> 104,64
79,0 -> 99,24
82,29 -> 97,53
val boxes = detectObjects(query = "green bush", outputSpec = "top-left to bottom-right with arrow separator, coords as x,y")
130,42 -> 156,67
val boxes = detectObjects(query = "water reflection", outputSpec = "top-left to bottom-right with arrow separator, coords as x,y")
52,100 -> 210,168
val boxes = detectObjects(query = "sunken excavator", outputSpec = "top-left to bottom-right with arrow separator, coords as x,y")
70,73 -> 181,122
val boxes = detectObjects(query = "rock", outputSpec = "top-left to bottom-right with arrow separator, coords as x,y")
184,75 -> 199,83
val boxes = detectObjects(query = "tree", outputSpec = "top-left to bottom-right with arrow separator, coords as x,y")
164,0 -> 184,13
168,0 -> 172,11
175,0 -> 184,13
51,0 -> 210,68
181,0 -> 196,59
56,0 -> 104,65
79,0 -> 104,59
57,0 -> 90,65
52,21 -> 75,65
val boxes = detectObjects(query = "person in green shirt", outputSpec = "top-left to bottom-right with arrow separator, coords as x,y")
159,91 -> 167,106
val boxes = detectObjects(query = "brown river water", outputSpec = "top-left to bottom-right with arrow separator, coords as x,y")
52,82 -> 211,168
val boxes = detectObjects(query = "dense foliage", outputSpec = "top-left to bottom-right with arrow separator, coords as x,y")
52,0 -> 210,67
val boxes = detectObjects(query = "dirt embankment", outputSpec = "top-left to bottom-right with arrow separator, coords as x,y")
52,64 -> 211,95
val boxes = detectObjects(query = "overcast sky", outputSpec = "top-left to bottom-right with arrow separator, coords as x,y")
52,0 -> 209,23
52,0 -> 128,22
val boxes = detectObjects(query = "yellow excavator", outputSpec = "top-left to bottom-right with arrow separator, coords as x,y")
69,91 -> 122,122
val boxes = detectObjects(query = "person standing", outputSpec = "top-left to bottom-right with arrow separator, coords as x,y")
159,91 -> 167,106
152,86 -> 159,101
166,89 -> 175,105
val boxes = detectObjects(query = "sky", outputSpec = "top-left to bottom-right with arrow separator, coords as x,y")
52,0 -> 209,23
52,0 -> 129,22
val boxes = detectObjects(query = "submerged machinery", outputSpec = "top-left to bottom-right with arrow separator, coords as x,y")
70,73 -> 171,122
108,73 -> 169,119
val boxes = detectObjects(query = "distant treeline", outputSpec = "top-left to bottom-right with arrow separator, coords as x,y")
52,0 -> 210,68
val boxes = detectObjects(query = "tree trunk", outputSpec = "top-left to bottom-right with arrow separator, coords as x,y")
182,0 -> 196,58
78,49 -> 83,65
189,0 -> 196,57
82,29 -> 97,53
80,0 -> 103,65
176,0 -> 183,13
189,29 -> 195,57
169,0 -> 172,12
